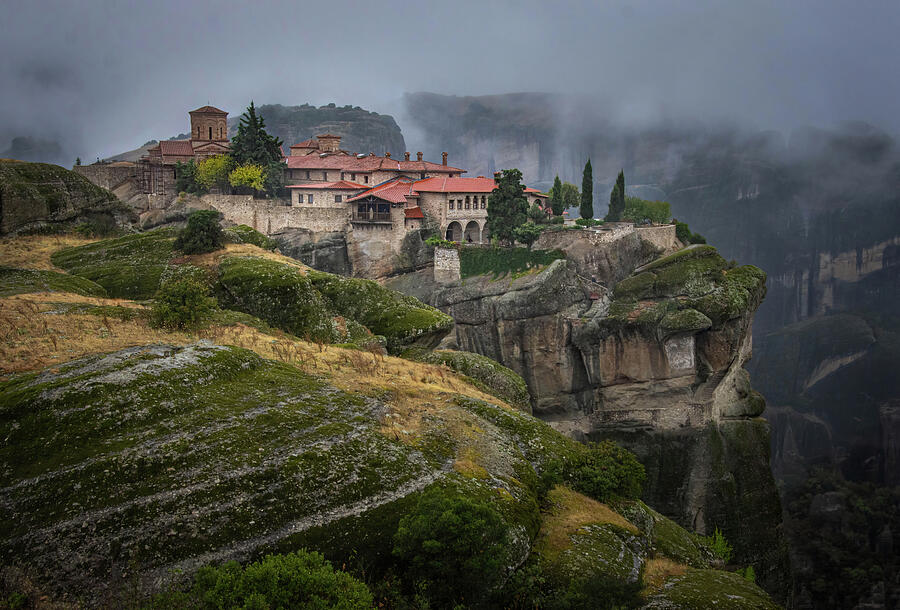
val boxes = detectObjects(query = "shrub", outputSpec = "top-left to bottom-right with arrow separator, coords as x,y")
552,440 -> 645,502
424,235 -> 457,249
393,485 -> 509,607
624,196 -> 671,224
514,222 -> 545,249
150,277 -> 216,330
575,218 -> 603,227
674,219 -> 707,244
159,550 -> 373,609
174,210 -> 225,254
225,224 -> 278,251
739,565 -> 756,583
704,527 -> 733,563
549,215 -> 565,225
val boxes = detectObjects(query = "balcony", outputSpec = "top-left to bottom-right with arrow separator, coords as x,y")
351,211 -> 392,223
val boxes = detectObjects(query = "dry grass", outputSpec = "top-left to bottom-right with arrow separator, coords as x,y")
537,485 -> 640,560
0,234 -> 99,271
642,557 -> 688,593
181,243 -> 310,272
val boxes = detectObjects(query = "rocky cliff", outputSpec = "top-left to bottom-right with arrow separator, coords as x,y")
229,103 -> 406,157
387,231 -> 791,599
0,160 -> 133,235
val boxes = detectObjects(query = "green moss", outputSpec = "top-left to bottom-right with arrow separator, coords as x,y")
50,228 -> 178,299
643,567 -> 779,609
459,246 -> 565,279
224,224 -> 278,251
404,348 -> 531,411
613,500 -> 713,568
0,266 -> 107,297
659,308 -> 713,336
307,270 -> 452,354
613,271 -> 657,300
0,160 -> 122,219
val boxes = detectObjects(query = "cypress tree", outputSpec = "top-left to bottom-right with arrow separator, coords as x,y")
580,159 -> 593,219
605,169 -> 626,221
486,169 -> 529,245
550,175 -> 564,216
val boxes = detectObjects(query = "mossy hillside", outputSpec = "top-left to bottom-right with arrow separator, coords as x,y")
0,343 -> 437,600
50,228 -> 179,299
307,270 -> 453,354
0,266 -> 107,298
404,348 -> 531,411
613,500 -> 715,568
643,567 -> 780,609
603,244 -> 766,334
224,224 -> 278,251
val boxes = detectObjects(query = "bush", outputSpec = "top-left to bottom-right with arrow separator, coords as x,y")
575,218 -> 603,227
150,277 -> 216,330
552,440 -> 645,502
157,550 -> 373,609
174,210 -> 225,254
674,220 -> 707,244
424,235 -> 457,248
459,246 -> 565,278
549,215 -> 565,225
393,485 -> 509,607
514,222 -> 545,249
225,224 -> 278,251
704,527 -> 733,563
624,196 -> 671,224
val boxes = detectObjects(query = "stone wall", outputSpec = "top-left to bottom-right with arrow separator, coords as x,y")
434,247 -> 460,282
201,194 -> 348,234
635,224 -> 680,254
74,164 -> 137,190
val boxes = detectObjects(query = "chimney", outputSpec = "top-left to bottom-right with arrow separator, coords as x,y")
442,152 -> 448,166
385,152 -> 391,158
416,152 -> 423,161
404,152 -> 410,161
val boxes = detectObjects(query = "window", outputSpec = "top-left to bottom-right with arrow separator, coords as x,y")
449,200 -> 454,210
208,126 -> 213,139
322,171 -> 328,180
335,195 -> 343,203
351,173 -> 356,180
341,172 -> 345,180
481,196 -> 486,209
465,196 -> 470,209
420,172 -> 426,179
307,194 -> 314,203
306,171 -> 311,179
365,176 -> 369,184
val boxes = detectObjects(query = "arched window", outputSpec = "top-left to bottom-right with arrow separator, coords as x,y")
481,196 -> 486,209
465,196 -> 470,209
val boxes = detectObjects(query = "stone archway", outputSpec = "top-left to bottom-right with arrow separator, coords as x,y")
445,221 -> 463,242
464,220 -> 480,244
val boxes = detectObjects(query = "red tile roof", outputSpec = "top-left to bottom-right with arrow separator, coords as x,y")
347,177 -> 418,204
413,176 -> 497,193
157,140 -> 195,156
290,139 -> 318,149
285,181 -> 366,190
404,207 -> 425,219
190,105 -> 227,115
285,153 -> 464,174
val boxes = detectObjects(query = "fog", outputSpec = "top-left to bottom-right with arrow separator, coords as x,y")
2,0 -> 899,163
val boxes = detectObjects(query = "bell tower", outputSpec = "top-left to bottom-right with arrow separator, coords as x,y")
189,105 -> 229,142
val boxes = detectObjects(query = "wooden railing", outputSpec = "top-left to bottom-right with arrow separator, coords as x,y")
352,211 -> 391,222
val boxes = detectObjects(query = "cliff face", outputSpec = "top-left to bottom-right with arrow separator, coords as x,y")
392,232 -> 791,599
0,160 -> 133,235
230,103 -> 406,157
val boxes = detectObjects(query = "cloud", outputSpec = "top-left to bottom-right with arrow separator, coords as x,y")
1,0 -> 898,161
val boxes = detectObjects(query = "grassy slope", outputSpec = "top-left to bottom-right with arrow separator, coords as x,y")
0,234 -> 778,607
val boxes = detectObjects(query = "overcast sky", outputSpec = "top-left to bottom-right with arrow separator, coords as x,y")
2,0 -> 899,159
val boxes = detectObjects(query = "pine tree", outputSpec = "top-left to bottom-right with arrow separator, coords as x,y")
229,102 -> 284,197
580,159 -> 593,219
550,175 -> 564,216
486,169 -> 529,245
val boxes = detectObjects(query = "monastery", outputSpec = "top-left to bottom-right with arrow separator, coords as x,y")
78,105 -> 548,248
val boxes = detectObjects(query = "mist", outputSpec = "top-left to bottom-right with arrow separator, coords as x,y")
2,0 -> 900,163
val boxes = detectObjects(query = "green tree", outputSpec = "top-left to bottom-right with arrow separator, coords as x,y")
624,196 -> 671,224
230,101 -> 286,197
393,485 -> 509,607
155,550 -> 374,609
527,202 -> 549,224
560,181 -> 580,212
580,159 -> 593,219
229,163 -> 267,193
605,170 -> 626,221
175,159 -> 204,194
549,440 -> 646,502
74,157 -> 81,166
150,277 -> 217,330
174,209 -> 225,254
486,169 -> 529,244
514,222 -> 544,249
549,175 -> 564,216
194,155 -> 233,191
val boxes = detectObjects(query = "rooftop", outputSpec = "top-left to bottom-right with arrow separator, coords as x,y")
189,105 -> 227,115
285,180 -> 366,190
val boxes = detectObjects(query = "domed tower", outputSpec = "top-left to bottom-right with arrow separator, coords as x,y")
189,105 -> 228,142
